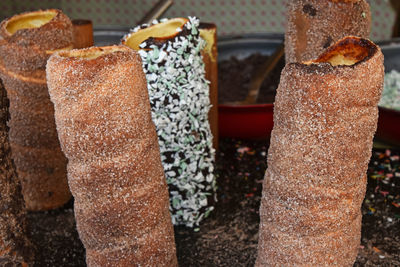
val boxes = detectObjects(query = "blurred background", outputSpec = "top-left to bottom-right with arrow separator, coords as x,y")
0,0 -> 397,40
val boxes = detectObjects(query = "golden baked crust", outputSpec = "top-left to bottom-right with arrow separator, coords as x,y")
46,46 -> 178,266
0,9 -> 72,211
0,9 -> 73,73
256,37 -> 384,266
285,0 -> 371,63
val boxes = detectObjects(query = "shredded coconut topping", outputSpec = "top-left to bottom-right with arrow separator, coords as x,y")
380,70 -> 400,111
128,17 -> 216,227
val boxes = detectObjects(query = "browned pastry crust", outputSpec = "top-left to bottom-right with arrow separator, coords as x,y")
0,9 -> 72,210
46,46 -> 178,267
256,37 -> 384,266
0,81 -> 34,266
285,0 -> 371,63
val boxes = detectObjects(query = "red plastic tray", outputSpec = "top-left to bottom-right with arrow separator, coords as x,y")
218,103 -> 274,139
376,107 -> 400,146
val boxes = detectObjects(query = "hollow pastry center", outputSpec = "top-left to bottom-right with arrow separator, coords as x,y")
307,37 -> 376,66
58,46 -> 128,60
124,18 -> 188,50
5,10 -> 57,35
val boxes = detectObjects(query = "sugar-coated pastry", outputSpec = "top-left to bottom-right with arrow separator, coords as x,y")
256,36 -> 384,266
285,0 -> 371,63
0,9 -> 72,210
46,45 -> 177,267
0,81 -> 34,266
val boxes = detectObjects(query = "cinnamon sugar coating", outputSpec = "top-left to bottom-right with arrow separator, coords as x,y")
0,81 -> 34,266
0,9 -> 72,211
285,0 -> 371,63
46,46 -> 177,267
256,37 -> 384,266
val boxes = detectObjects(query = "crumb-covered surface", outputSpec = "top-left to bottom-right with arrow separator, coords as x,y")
285,0 -> 371,63
0,80 -> 34,266
26,138 -> 400,266
256,37 -> 384,266
380,70 -> 400,111
46,46 -> 177,266
124,17 -> 216,227
0,9 -> 72,211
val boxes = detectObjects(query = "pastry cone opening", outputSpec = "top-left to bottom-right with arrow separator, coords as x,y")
305,36 -> 377,67
123,18 -> 188,50
58,46 -> 129,60
5,10 -> 57,35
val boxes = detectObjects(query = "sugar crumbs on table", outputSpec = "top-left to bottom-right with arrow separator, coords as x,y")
368,207 -> 376,214
380,191 -> 389,197
391,155 -> 399,161
237,146 -> 250,154
373,246 -> 382,253
245,193 -> 254,198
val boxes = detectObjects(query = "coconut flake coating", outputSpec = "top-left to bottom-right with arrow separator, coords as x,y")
0,81 -> 34,266
46,46 -> 177,267
0,9 -> 72,211
124,17 -> 216,227
285,0 -> 371,63
256,38 -> 384,266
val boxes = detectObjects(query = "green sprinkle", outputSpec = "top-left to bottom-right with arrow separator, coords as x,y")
172,198 -> 180,208
180,161 -> 187,170
148,64 -> 157,72
204,209 -> 212,218
362,12 -> 366,18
